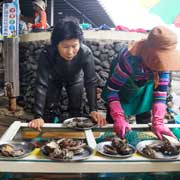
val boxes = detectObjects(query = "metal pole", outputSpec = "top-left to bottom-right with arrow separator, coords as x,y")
50,0 -> 54,27
63,0 -> 97,27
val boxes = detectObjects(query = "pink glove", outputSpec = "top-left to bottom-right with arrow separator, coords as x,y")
109,101 -> 131,138
152,103 -> 176,140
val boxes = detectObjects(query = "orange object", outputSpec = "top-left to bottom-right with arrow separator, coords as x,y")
32,11 -> 47,30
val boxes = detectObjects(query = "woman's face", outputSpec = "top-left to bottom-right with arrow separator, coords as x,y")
57,39 -> 80,60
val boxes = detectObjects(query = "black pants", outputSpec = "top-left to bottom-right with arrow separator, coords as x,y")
136,111 -> 151,124
43,79 -> 84,123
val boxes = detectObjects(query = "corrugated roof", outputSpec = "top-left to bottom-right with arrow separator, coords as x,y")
19,0 -> 115,27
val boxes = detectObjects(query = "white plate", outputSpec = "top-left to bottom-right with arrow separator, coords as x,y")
162,135 -> 180,145
41,145 -> 93,162
96,141 -> 136,158
0,141 -> 35,159
63,117 -> 97,130
136,140 -> 180,159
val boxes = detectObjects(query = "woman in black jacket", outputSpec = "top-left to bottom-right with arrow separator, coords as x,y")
28,17 -> 106,130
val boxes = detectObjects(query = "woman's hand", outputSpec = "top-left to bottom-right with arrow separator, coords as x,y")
152,103 -> 177,140
89,111 -> 107,127
152,123 -> 176,140
109,101 -> 131,138
28,118 -> 44,131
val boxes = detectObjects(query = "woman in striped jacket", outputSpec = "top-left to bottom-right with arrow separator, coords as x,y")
103,26 -> 180,140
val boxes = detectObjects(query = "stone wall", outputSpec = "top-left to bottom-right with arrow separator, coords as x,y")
19,39 -> 129,117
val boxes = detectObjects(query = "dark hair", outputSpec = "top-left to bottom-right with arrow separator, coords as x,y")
51,17 -> 83,46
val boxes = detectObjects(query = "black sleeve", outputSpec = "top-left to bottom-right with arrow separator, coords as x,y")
33,49 -> 50,119
82,46 -> 98,112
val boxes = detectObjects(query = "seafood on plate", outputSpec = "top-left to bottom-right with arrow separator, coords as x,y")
63,117 -> 96,129
141,135 -> 180,159
0,144 -> 25,157
103,137 -> 134,156
42,138 -> 88,160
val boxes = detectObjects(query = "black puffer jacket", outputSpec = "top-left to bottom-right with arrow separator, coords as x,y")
34,44 -> 98,119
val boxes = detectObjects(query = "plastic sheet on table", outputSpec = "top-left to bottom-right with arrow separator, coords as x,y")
172,128 -> 180,141
96,130 -> 157,146
125,130 -> 157,146
96,131 -> 115,143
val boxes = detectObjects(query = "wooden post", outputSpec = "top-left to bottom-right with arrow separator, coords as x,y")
3,37 -> 19,111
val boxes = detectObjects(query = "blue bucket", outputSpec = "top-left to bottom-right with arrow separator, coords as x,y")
174,115 -> 180,124
167,107 -> 180,124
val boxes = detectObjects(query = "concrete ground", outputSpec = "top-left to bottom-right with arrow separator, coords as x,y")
0,97 -> 33,137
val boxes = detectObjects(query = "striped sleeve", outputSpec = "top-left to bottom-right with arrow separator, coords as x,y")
153,72 -> 170,104
106,48 -> 133,103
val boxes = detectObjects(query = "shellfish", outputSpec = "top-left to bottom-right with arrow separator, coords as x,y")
64,117 -> 96,129
42,138 -> 87,160
142,135 -> 180,158
103,137 -> 134,155
0,144 -> 25,157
